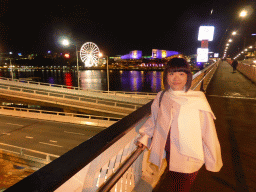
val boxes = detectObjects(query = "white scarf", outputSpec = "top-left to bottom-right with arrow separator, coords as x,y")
168,89 -> 216,161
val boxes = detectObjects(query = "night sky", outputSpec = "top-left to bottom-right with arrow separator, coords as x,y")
0,0 -> 255,57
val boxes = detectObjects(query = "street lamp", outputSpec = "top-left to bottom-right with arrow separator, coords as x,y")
240,10 -> 247,17
61,39 -> 80,89
99,52 -> 109,93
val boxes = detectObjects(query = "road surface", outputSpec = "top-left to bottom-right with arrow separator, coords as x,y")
0,114 -> 104,156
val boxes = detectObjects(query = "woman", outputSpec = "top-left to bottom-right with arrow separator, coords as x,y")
137,58 -> 223,191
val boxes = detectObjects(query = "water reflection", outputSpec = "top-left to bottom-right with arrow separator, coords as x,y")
0,69 -> 164,93
64,72 -> 73,88
80,70 -> 105,90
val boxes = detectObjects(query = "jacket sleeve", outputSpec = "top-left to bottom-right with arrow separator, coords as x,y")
137,91 -> 162,148
201,111 -> 223,172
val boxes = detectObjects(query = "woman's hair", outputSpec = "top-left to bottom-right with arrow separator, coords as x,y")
163,58 -> 192,92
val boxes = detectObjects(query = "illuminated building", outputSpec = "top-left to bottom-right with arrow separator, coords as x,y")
152,49 -> 179,59
121,50 -> 142,60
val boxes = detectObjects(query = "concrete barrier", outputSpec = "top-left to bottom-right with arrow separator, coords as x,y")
227,59 -> 256,84
0,106 -> 119,128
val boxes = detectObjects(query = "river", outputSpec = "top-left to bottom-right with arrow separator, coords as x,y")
0,69 -> 165,93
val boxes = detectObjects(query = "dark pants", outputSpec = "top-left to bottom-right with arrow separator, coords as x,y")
163,131 -> 198,191
165,151 -> 198,192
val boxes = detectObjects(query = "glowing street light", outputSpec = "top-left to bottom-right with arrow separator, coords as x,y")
240,10 -> 247,17
228,39 -> 233,42
62,39 -> 70,46
60,38 -> 80,88
232,31 -> 237,35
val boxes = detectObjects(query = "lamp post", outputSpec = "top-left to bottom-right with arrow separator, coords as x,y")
61,39 -> 80,89
99,53 -> 109,93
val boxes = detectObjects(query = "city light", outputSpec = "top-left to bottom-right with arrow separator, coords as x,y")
232,31 -> 237,35
62,39 -> 70,46
198,26 -> 215,41
64,53 -> 70,58
197,48 -> 209,62
240,10 -> 247,17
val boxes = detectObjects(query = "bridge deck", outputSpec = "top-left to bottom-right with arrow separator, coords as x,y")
154,61 -> 256,192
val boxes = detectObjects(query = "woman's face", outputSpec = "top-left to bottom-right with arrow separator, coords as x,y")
167,71 -> 187,91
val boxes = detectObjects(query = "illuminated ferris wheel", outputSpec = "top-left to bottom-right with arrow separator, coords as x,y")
80,42 -> 100,67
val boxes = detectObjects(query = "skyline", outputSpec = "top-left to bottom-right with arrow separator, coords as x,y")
0,1 -> 255,58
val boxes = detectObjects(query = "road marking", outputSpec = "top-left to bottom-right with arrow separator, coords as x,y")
2,133 -> 11,135
26,136 -> 33,139
39,142 -> 63,148
49,140 -> 57,143
64,131 -> 85,136
6,123 -> 24,126
207,94 -> 256,100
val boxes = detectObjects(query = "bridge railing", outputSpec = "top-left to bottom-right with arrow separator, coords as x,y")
0,83 -> 143,110
0,76 -> 157,99
0,105 -> 120,127
5,60 -> 219,192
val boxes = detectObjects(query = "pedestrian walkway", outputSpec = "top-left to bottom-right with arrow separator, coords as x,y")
154,61 -> 256,192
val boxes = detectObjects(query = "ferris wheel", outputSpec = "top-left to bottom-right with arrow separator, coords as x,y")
80,42 -> 100,67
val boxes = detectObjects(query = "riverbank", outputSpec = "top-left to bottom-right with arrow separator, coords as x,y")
0,155 -> 34,191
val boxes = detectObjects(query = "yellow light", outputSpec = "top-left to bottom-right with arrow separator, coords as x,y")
99,52 -> 103,57
162,50 -> 166,58
240,10 -> 247,17
62,39 -> 69,46
232,31 -> 237,35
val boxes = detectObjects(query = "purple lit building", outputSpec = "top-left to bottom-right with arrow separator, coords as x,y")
121,50 -> 142,60
152,49 -> 179,59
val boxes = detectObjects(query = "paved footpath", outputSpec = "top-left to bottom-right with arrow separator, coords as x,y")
154,61 -> 256,192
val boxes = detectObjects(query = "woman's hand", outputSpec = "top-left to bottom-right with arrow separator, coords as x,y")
136,141 -> 146,150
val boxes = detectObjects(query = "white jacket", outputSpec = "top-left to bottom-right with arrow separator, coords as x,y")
138,90 -> 223,173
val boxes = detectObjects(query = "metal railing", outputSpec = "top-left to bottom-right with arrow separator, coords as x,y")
0,105 -> 121,122
0,83 -> 143,110
0,142 -> 60,168
0,76 -> 157,99
4,60 -> 219,192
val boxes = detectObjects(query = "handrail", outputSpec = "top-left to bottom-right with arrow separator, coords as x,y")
192,62 -> 217,91
97,146 -> 145,192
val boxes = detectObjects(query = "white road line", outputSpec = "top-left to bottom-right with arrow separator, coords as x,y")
64,131 -> 85,136
49,140 -> 57,143
39,142 -> 63,148
207,94 -> 256,100
6,123 -> 24,126
26,136 -> 33,139
2,133 -> 11,135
